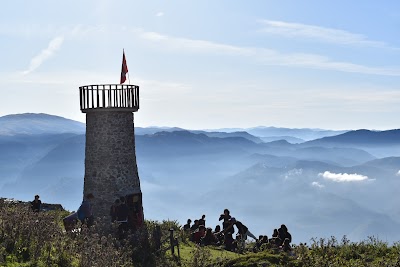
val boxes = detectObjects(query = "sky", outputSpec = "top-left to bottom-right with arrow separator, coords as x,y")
1,0 -> 400,130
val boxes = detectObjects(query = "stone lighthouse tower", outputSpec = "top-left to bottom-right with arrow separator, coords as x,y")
79,84 -> 143,229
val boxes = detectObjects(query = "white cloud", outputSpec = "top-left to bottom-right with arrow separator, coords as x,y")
12,25 -> 400,77
22,36 -> 64,75
156,12 -> 164,17
133,28 -> 253,56
258,20 -> 389,48
396,170 -> 400,176
319,171 -> 370,182
311,181 -> 325,188
133,28 -> 400,76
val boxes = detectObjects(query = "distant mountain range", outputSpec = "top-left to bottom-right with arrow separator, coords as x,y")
0,113 -> 85,135
1,113 -> 400,243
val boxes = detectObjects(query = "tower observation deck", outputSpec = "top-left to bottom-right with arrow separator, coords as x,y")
80,84 -> 139,112
79,84 -> 143,230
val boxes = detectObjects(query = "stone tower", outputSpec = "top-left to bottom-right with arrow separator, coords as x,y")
79,84 -> 143,229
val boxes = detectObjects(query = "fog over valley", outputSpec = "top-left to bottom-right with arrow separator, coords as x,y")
1,113 -> 400,243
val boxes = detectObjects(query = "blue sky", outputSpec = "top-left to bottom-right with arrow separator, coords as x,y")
1,0 -> 400,130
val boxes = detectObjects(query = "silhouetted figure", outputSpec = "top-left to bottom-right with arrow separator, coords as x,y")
31,195 -> 41,212
270,228 -> 281,247
183,219 -> 192,231
219,209 -> 233,234
280,238 -> 292,253
278,224 -> 292,246
116,196 -> 129,238
272,228 -> 279,238
224,232 -> 235,251
77,193 -> 94,227
190,219 -> 200,232
110,199 -> 120,222
254,235 -> 269,252
199,214 -> 206,227
214,225 -> 224,244
228,217 -> 257,252
116,197 -> 129,222
202,227 -> 218,246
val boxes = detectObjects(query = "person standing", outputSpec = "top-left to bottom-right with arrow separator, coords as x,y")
199,214 -> 206,227
31,195 -> 41,212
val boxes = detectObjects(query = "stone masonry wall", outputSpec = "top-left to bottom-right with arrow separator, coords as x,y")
84,110 -> 141,222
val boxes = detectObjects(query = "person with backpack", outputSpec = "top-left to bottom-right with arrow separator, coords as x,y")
77,193 -> 94,227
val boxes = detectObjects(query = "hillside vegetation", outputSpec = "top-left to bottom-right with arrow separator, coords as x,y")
2,201 -> 400,267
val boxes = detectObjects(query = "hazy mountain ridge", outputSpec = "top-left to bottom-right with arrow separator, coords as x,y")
0,113 -> 85,135
302,129 -> 400,157
1,113 -> 400,242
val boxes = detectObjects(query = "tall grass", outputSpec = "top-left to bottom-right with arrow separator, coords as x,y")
2,200 -> 400,267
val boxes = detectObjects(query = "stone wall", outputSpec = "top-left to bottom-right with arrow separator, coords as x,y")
83,110 -> 141,222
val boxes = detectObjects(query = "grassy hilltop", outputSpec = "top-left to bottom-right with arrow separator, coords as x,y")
1,201 -> 400,267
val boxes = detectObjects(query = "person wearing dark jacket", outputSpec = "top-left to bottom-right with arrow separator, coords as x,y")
199,214 -> 206,227
219,209 -> 233,234
183,219 -> 192,232
202,227 -> 218,246
110,199 -> 120,222
228,217 -> 257,252
278,224 -> 292,246
31,195 -> 41,212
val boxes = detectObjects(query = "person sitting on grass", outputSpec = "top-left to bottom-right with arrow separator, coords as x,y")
278,224 -> 292,246
254,235 -> 269,252
190,219 -> 200,232
280,238 -> 292,253
202,227 -> 218,246
192,225 -> 206,245
270,229 -> 281,247
214,225 -> 224,244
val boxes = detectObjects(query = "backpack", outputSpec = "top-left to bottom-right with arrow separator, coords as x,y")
77,202 -> 86,221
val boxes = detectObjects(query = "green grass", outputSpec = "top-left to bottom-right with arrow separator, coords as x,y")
3,202 -> 400,267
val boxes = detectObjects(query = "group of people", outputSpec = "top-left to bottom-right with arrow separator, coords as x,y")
183,209 -> 292,253
253,224 -> 292,253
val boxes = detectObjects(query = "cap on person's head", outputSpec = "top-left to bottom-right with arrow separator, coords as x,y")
35,195 -> 39,198
230,217 -> 236,223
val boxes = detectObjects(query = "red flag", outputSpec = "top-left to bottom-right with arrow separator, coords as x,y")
120,50 -> 128,84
